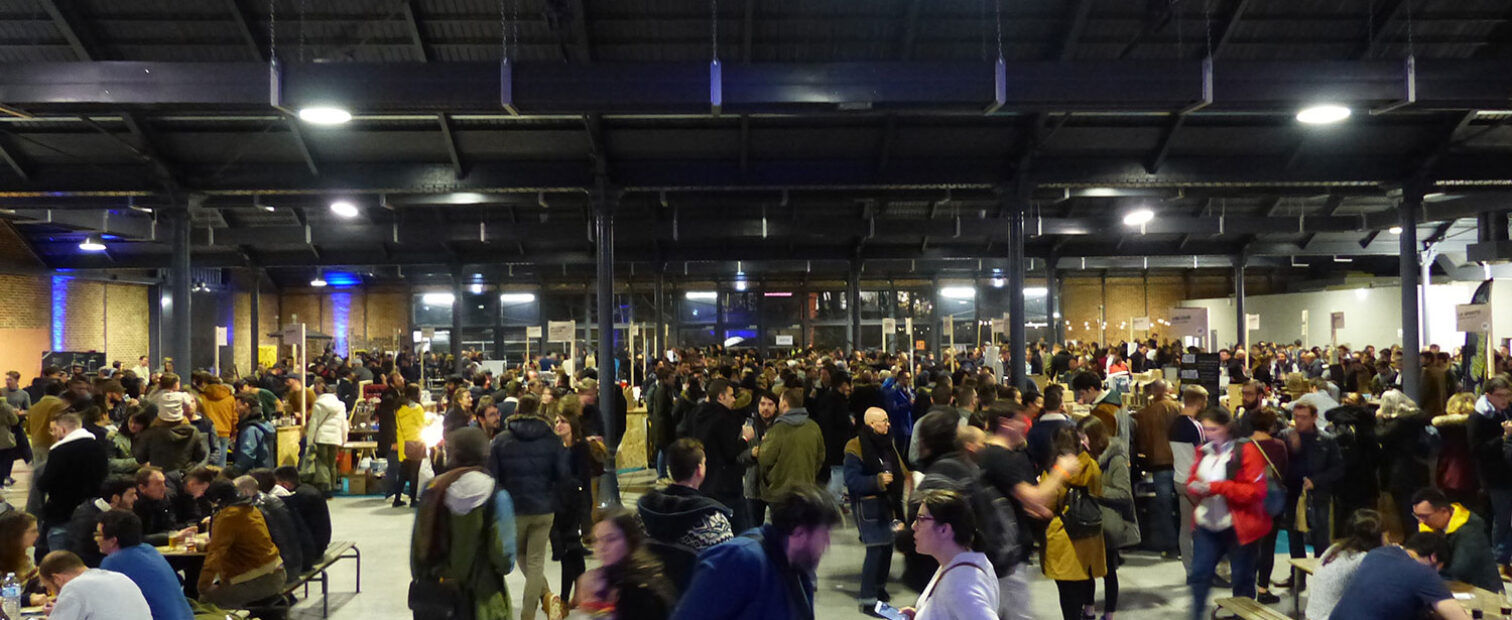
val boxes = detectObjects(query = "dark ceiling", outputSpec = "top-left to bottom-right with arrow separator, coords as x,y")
1,0 -> 1511,287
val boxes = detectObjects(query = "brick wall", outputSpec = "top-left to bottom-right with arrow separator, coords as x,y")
103,283 -> 149,364
0,274 -> 49,381
273,287 -> 412,357
1058,271 -> 1276,345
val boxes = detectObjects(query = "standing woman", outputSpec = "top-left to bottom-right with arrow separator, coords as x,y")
1247,408 -> 1290,605
378,372 -> 405,500
899,489 -> 999,619
1083,416 -> 1137,620
571,508 -> 675,620
1043,425 -> 1105,620
551,410 -> 593,603
1185,407 -> 1271,620
393,384 -> 427,508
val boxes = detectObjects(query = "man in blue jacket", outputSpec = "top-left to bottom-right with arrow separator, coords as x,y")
672,483 -> 841,620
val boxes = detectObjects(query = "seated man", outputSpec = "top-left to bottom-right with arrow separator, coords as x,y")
1412,487 -> 1503,591
1330,532 -> 1470,620
273,465 -> 332,552
64,476 -> 136,568
235,474 -> 313,580
198,480 -> 286,608
96,509 -> 195,620
670,483 -> 842,620
36,550 -> 152,620
637,438 -> 734,592
132,466 -> 198,547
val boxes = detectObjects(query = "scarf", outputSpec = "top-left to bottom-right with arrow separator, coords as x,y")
858,426 -> 903,505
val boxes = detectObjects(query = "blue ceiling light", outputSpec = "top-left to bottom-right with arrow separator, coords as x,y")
322,271 -> 362,287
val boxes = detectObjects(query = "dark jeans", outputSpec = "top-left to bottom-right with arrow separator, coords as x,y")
1489,487 -> 1512,565
749,498 -> 767,526
559,549 -> 586,603
1287,493 -> 1330,559
858,544 -> 892,605
0,447 -> 15,482
1149,469 -> 1178,552
1255,521 -> 1281,589
1102,542 -> 1120,613
1054,579 -> 1093,620
390,459 -> 420,503
1188,527 -> 1258,620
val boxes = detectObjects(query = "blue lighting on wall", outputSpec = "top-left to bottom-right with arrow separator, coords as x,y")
323,271 -> 362,288
331,292 -> 351,356
50,276 -> 68,350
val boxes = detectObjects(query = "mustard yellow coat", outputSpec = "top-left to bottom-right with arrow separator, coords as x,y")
1042,451 -> 1107,581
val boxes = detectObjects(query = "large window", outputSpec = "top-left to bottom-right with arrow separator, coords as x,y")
680,292 -> 717,324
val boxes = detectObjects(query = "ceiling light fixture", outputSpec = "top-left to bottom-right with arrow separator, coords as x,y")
309,272 -> 327,287
78,234 -> 106,252
940,286 -> 976,299
684,291 -> 717,300
1122,208 -> 1155,227
421,292 -> 455,306
297,106 -> 352,125
1388,226 -> 1403,235
330,200 -> 359,218
499,293 -> 536,303
469,283 -> 484,294
1024,287 -> 1049,297
1296,104 -> 1351,125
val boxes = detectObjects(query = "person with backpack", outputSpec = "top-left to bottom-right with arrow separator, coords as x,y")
843,407 -> 910,615
1083,416 -> 1137,620
1043,424 -> 1104,620
1184,407 -> 1271,620
409,427 -> 516,620
1246,408 -> 1290,605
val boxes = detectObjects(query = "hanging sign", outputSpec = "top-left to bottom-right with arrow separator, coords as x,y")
525,325 -> 543,338
1169,307 -> 1208,339
547,320 -> 576,343
1457,304 -> 1491,333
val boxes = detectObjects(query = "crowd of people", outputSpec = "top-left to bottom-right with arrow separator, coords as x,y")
392,335 -> 1512,620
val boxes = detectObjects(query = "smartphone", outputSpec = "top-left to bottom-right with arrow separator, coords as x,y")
873,601 -> 908,620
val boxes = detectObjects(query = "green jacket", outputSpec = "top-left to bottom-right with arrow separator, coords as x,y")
757,408 -> 825,504
410,470 -> 516,620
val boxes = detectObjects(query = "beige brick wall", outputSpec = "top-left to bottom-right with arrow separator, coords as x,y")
0,274 -> 47,330
60,279 -> 104,352
1058,271 -> 1277,345
103,283 -> 149,364
274,288 -> 412,357
232,292 -> 250,375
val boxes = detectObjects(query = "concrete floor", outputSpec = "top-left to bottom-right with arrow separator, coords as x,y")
280,469 -> 1302,620
6,465 -> 1303,619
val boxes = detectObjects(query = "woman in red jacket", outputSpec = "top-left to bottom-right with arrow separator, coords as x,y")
1184,406 -> 1271,620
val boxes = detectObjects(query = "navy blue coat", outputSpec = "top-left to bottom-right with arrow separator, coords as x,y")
489,414 -> 568,516
671,525 -> 816,620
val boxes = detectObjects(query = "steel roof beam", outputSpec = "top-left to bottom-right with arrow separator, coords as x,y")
437,113 -> 465,179
1360,0 -> 1410,60
38,0 -> 101,61
400,0 -> 431,62
285,117 -> 319,177
0,130 -> 32,181
223,0 -> 266,62
898,0 -> 926,61
1055,0 -> 1094,61
5,60 -> 1512,115
1209,0 -> 1252,60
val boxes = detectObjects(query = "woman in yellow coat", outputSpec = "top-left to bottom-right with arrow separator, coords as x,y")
392,383 -> 427,507
1042,424 -> 1106,620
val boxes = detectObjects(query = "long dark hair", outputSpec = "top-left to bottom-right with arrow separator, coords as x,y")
0,511 -> 35,575
593,508 -> 674,607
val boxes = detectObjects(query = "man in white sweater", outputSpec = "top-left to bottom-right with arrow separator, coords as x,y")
37,550 -> 151,620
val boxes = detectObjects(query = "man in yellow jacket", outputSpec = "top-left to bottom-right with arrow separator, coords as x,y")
197,378 -> 239,468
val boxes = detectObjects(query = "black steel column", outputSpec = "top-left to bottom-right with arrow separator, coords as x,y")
1234,255 -> 1247,353
930,274 -> 941,359
249,269 -> 260,374
1046,255 -> 1061,345
147,283 -> 162,370
451,273 -> 464,376
1400,190 -> 1423,401
595,187 -> 621,506
169,207 -> 192,373
847,259 -> 861,350
653,272 -> 665,361
1006,192 -> 1028,392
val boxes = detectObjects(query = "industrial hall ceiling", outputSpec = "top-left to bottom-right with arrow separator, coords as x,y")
1,0 -> 1512,287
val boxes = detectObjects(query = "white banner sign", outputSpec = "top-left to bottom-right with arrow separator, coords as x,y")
774,334 -> 794,346
881,318 -> 897,332
1330,312 -> 1345,330
1246,313 -> 1260,331
1132,316 -> 1151,331
1168,307 -> 1209,339
214,326 -> 228,347
547,320 -> 576,343
525,325 -> 543,338
1456,303 -> 1491,333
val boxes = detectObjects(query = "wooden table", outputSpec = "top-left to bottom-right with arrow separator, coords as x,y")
155,534 -> 209,557
1288,557 -> 1319,618
1448,581 -> 1508,615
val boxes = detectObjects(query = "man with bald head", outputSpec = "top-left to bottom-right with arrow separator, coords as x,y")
1134,379 -> 1183,555
843,407 -> 910,612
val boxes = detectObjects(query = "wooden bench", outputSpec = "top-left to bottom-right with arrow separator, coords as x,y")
1213,597 -> 1291,620
246,540 -> 362,619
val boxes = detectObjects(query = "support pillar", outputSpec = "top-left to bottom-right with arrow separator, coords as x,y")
1005,189 -> 1028,392
930,274 -> 942,360
249,269 -> 260,374
847,259 -> 861,350
1046,255 -> 1062,345
1400,190 -> 1423,401
148,283 -> 163,370
653,272 -> 665,361
595,186 -> 621,507
169,207 -> 192,373
1234,255 -> 1247,353
451,273 -> 464,376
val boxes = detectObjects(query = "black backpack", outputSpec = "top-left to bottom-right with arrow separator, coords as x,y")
917,457 -> 1023,577
1060,484 -> 1103,540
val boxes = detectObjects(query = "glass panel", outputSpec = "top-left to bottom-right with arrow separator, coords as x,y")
811,325 -> 847,351
678,326 -> 720,348
723,292 -> 760,326
500,294 -> 539,325
542,294 -> 587,323
858,324 -> 883,349
459,292 -> 497,327
458,327 -> 495,358
859,291 -> 885,319
898,291 -> 934,318
413,294 -> 453,326
498,326 -> 530,364
809,291 -> 847,321
723,328 -> 759,349
680,292 -> 717,324
761,292 -> 802,324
